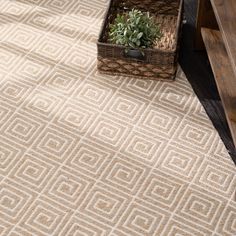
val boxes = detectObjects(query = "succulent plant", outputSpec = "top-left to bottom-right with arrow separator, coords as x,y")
109,9 -> 162,50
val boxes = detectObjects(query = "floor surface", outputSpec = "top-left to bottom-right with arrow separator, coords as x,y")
0,0 -> 235,235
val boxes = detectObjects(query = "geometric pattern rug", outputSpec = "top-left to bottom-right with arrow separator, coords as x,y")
0,1 -> 236,235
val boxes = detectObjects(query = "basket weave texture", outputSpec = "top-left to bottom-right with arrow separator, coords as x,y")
97,0 -> 183,80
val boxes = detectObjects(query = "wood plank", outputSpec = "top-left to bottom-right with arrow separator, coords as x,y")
195,0 -> 218,50
201,28 -> 236,146
210,0 -> 236,77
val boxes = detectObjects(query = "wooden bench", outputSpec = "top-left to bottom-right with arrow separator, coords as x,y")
195,0 -> 236,147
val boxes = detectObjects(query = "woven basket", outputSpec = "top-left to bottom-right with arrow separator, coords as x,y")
97,0 -> 183,80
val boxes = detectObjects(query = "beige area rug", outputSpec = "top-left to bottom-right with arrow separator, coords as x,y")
0,0 -> 236,235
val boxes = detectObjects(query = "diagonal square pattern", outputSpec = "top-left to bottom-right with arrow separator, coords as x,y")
79,185 -> 131,226
19,199 -> 72,235
32,126 -> 78,163
43,169 -> 94,208
1,113 -> 43,147
117,201 -> 169,235
0,0 -> 235,235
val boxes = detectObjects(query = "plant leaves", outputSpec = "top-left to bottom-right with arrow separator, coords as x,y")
108,8 -> 162,50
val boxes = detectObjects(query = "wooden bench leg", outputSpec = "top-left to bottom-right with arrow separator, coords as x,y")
195,0 -> 218,50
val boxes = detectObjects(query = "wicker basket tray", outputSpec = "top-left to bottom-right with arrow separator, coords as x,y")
97,0 -> 183,80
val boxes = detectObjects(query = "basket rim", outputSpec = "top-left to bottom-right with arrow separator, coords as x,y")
97,41 -> 178,54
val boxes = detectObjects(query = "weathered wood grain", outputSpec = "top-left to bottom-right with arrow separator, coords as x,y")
195,0 -> 218,49
210,0 -> 236,78
201,28 -> 236,146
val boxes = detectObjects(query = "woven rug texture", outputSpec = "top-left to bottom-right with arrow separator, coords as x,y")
0,0 -> 236,235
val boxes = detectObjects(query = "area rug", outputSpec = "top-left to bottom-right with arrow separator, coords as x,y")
0,0 -> 235,235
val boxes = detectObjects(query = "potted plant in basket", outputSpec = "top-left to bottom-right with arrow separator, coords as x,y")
97,0 -> 183,80
108,9 -> 162,59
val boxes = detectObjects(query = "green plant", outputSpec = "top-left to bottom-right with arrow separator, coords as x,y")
108,9 -> 162,50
